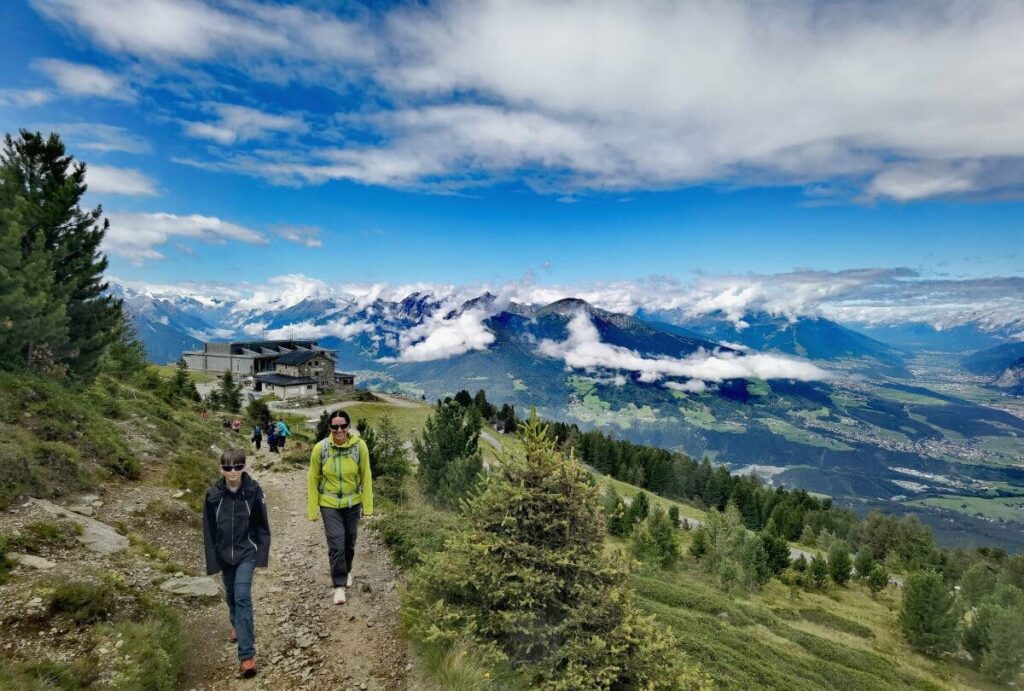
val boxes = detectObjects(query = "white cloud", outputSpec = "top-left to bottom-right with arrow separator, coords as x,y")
183,103 -> 307,145
34,58 -> 133,101
539,312 -> 832,387
103,212 -> 267,264
232,274 -> 340,313
38,123 -> 149,153
867,161 -> 980,201
385,309 -> 496,363
263,318 -> 371,341
665,380 -> 708,394
86,165 -> 158,196
273,225 -> 322,248
0,88 -> 51,107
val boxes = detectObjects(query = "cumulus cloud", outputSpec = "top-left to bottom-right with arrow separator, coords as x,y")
539,312 -> 832,387
273,224 -> 322,248
384,309 -> 496,363
103,212 -> 267,264
233,274 -> 339,312
86,165 -> 158,196
31,0 -> 1024,199
34,58 -> 133,100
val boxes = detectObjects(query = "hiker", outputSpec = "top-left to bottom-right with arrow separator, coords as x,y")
222,418 -> 231,429
202,448 -> 271,678
308,410 -> 373,605
251,424 -> 262,451
266,423 -> 279,454
231,418 -> 242,434
276,418 -> 290,450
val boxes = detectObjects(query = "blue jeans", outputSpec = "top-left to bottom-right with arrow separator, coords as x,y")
221,559 -> 256,660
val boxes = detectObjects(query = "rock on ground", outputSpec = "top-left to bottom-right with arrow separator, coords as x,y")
28,498 -> 129,555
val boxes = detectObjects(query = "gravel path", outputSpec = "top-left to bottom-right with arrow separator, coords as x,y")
183,463 -> 419,690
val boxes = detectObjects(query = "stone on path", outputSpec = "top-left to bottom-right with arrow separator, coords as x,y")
10,553 -> 56,570
160,575 -> 221,598
28,498 -> 129,555
67,504 -> 96,517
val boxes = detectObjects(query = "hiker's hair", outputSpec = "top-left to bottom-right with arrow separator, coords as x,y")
220,448 -> 246,466
329,409 -> 350,425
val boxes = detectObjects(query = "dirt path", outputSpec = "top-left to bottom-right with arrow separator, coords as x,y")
182,460 -> 418,690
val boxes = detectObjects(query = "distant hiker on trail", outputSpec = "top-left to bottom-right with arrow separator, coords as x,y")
202,448 -> 271,678
308,410 -> 373,606
266,423 -> 279,454
251,424 -> 262,451
231,418 -> 242,434
222,418 -> 231,429
276,418 -> 290,450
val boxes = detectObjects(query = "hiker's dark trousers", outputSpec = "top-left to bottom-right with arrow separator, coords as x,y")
321,505 -> 360,587
221,559 -> 256,660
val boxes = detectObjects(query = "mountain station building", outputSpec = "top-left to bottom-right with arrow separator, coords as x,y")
182,340 -> 355,396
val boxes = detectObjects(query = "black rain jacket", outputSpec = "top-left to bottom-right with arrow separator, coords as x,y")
202,473 -> 271,575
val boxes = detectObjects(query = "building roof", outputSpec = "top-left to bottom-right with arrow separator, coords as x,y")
255,373 -> 317,387
275,350 -> 319,366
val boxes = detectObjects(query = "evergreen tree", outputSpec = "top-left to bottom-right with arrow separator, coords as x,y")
959,562 -> 997,608
630,506 -> 680,569
403,415 -> 699,688
899,571 -> 960,655
169,356 -> 200,400
315,410 -> 331,442
357,418 -> 379,471
453,389 -> 473,407
761,532 -> 791,575
828,540 -> 853,586
667,505 -> 680,529
980,602 -> 1024,683
626,491 -> 650,527
693,503 -> 769,592
854,548 -> 875,581
0,131 -> 122,380
809,554 -> 829,590
100,314 -> 148,377
414,400 -> 482,508
603,485 -> 630,537
214,372 -> 242,412
246,398 -> 272,429
866,564 -> 889,597
372,414 -> 411,502
0,202 -> 67,373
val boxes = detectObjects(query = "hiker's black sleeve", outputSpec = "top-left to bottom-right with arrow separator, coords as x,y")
202,490 -> 221,576
253,486 -> 271,568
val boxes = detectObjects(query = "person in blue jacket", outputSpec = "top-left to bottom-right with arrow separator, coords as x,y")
202,448 -> 271,678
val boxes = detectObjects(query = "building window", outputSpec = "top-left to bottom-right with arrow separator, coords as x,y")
307,385 -> 313,390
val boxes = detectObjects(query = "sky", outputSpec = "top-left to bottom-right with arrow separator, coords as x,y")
1,0 -> 1022,314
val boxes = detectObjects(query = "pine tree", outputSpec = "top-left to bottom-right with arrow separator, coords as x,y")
315,410 -> 331,442
402,415 -> 700,688
626,491 -> 650,526
0,202 -> 67,372
866,564 -> 889,597
602,485 -> 630,537
414,400 -> 482,508
828,540 -> 853,586
169,356 -> 199,400
980,602 -> 1024,682
372,414 -> 411,502
214,372 -> 242,412
809,554 -> 829,590
899,571 -> 960,655
357,418 -> 379,472
854,548 -> 875,581
761,532 -> 791,574
246,398 -> 272,429
631,506 -> 680,569
1,131 -> 121,380
959,562 -> 997,608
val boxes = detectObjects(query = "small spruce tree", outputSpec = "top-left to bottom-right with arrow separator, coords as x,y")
403,415 -> 701,688
315,410 -> 331,442
828,540 -> 853,586
866,564 -> 889,597
854,548 -> 874,581
809,554 -> 830,590
899,571 -> 960,655
631,506 -> 680,570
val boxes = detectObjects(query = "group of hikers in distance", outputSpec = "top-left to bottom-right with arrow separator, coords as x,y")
201,410 -> 372,678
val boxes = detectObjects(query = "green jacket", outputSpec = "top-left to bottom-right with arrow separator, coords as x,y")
307,433 -> 373,520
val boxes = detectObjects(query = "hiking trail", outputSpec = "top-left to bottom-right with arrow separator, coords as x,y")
181,453 -> 419,690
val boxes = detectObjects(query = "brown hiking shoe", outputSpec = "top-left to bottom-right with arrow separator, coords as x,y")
228,628 -> 237,643
239,658 -> 258,678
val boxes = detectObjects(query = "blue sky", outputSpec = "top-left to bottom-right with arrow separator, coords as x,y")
1,0 -> 1022,295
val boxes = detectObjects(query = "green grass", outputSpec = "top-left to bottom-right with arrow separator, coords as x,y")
762,418 -> 853,451
46,579 -> 118,624
871,388 -> 949,406
340,401 -> 432,442
907,494 -> 1024,524
100,601 -> 185,691
152,363 -> 216,384
0,659 -> 93,690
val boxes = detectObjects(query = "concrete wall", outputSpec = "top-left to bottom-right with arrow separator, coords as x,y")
267,382 -> 317,399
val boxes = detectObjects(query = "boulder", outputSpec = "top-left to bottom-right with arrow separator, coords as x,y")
160,576 -> 221,598
28,498 -> 129,555
10,553 -> 56,570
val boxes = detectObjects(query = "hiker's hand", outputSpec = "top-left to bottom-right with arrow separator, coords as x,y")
309,515 -> 319,522
364,512 -> 380,521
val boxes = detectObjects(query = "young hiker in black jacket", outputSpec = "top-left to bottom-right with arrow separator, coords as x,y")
202,448 -> 271,678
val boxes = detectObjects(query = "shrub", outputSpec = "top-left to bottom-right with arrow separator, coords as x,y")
103,602 -> 185,691
47,579 -> 117,623
0,658 -> 92,690
402,416 -> 700,688
0,534 -> 14,583
866,564 -> 889,597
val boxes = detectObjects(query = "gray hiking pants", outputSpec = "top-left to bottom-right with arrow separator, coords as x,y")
320,505 -> 360,587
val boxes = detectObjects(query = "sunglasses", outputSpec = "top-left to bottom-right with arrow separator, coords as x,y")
221,463 -> 245,472
330,423 -> 350,431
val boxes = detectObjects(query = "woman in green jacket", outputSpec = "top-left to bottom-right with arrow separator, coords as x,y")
308,409 -> 373,605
